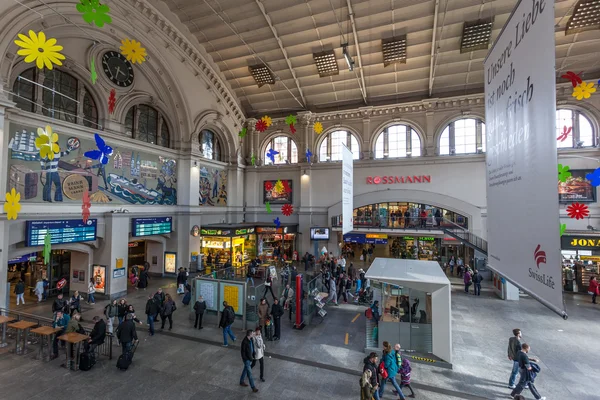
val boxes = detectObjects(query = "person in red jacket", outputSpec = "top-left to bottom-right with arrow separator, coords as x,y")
589,276 -> 599,304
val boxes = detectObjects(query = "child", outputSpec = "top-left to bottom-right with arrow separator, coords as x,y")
360,369 -> 377,400
400,358 -> 415,398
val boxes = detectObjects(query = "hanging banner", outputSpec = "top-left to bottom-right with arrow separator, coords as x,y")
342,144 -> 353,235
484,0 -> 565,317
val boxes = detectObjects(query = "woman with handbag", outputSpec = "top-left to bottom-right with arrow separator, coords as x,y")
251,327 -> 266,382
263,274 -> 275,301
378,341 -> 406,400
589,276 -> 599,304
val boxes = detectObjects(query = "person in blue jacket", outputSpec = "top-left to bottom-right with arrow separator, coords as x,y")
378,341 -> 406,399
52,310 -> 70,359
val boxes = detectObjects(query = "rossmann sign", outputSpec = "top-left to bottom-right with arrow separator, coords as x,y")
366,175 -> 431,184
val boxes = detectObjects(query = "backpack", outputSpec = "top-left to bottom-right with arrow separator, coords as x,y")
225,307 -> 235,324
365,307 -> 373,319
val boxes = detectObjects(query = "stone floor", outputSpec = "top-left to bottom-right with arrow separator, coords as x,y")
2,261 -> 600,400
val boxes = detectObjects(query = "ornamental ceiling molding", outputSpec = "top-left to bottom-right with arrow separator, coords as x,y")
130,0 -> 245,124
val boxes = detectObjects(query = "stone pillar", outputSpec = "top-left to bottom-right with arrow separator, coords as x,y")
0,97 -> 15,309
298,170 -> 312,254
359,107 -> 373,159
425,111 -> 435,156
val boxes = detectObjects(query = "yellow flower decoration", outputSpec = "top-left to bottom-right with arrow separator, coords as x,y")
14,30 -> 65,70
35,125 -> 60,160
261,115 -> 273,127
4,188 -> 22,220
120,39 -> 147,64
314,121 -> 324,134
572,82 -> 597,101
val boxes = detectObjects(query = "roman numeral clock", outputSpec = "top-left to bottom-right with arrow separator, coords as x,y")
101,51 -> 134,87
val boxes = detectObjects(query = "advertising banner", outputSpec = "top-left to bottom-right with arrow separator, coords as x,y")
484,0 -> 565,316
342,145 -> 354,235
558,169 -> 596,203
164,252 -> 177,274
92,265 -> 106,294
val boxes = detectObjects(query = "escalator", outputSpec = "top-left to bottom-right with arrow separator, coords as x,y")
441,219 -> 488,256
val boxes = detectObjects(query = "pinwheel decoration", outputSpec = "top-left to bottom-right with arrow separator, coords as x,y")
120,39 -> 147,64
251,153 -> 256,166
264,181 -> 273,192
15,31 -> 65,70
285,115 -> 297,134
573,82 -> 596,101
274,180 -> 284,193
255,119 -> 268,133
3,188 -> 21,220
261,115 -> 273,128
265,202 -> 272,213
238,127 -> 247,139
274,217 -> 281,229
306,148 -> 312,164
266,148 -> 279,164
82,189 -> 91,223
557,126 -> 571,142
314,121 -> 323,134
108,89 -> 116,114
560,223 -> 567,237
567,202 -> 589,220
558,164 -> 571,183
281,204 -> 293,216
586,167 -> 600,186
90,57 -> 97,84
85,133 -> 113,164
35,125 -> 60,160
76,0 -> 112,27
43,232 -> 51,265
561,71 -> 582,88
282,180 -> 292,193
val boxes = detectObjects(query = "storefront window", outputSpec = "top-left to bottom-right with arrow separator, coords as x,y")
202,237 -> 231,267
347,203 -> 468,230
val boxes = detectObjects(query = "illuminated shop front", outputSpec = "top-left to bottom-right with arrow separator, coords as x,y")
256,225 -> 298,261
561,235 -> 600,293
389,236 -> 441,260
200,226 -> 257,267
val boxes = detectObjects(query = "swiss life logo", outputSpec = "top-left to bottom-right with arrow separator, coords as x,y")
534,244 -> 546,268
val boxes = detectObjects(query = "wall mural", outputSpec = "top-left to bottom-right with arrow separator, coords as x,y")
199,166 -> 227,206
6,122 -> 177,205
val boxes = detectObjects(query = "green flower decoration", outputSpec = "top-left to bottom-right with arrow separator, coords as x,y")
558,164 -> 571,183
238,127 -> 247,138
285,115 -> 297,126
90,57 -> 97,84
265,202 -> 272,213
251,154 -> 256,166
76,0 -> 112,28
560,223 -> 566,237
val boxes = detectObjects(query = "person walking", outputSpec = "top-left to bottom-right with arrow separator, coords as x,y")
363,352 -> 381,400
246,263 -> 255,286
116,313 -> 138,356
251,327 -> 266,382
329,276 -> 338,306
271,298 -> 284,340
510,343 -> 545,400
161,294 -> 176,330
219,301 -> 236,347
153,288 -> 166,323
263,273 -> 276,301
193,296 -> 207,329
463,269 -> 472,294
472,269 -> 483,296
258,298 -> 270,333
14,280 -> 25,305
104,299 -> 118,334
378,341 -> 406,400
281,284 -> 294,321
399,358 -> 415,398
508,328 -> 523,389
86,278 -> 96,305
589,276 -> 599,304
449,256 -> 455,275
145,294 -> 159,336
240,329 -> 259,393
117,299 -> 128,325
360,369 -> 377,400
34,279 -> 44,303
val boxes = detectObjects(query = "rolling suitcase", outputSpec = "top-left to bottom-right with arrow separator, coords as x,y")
116,341 -> 138,371
79,351 -> 95,371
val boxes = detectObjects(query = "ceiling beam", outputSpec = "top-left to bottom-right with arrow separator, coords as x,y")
428,0 -> 440,97
254,0 -> 307,109
347,0 -> 368,105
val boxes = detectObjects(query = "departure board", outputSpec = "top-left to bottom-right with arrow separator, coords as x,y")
131,217 -> 172,237
26,219 -> 97,246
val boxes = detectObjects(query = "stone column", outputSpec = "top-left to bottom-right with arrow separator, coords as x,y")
425,111 -> 435,156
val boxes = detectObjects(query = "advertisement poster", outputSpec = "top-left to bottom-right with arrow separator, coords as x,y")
92,265 -> 106,294
164,252 -> 177,274
220,283 -> 243,315
484,0 -> 564,316
558,169 -> 596,203
198,280 -> 217,311
342,145 -> 354,235
263,180 -> 293,204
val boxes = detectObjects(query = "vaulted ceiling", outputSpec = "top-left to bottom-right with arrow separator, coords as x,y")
161,0 -> 600,117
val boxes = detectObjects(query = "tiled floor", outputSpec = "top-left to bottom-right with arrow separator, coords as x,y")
2,260 -> 600,400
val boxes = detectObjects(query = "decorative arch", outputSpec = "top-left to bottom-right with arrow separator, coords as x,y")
314,124 -> 362,161
555,102 -> 600,139
192,110 -> 234,162
260,131 -> 299,165
370,120 -> 425,158
433,112 -> 486,147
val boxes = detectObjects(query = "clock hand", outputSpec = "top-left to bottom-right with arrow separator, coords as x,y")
116,66 -> 126,78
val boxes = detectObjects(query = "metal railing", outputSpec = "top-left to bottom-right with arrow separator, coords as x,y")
0,308 -> 113,360
439,218 -> 488,255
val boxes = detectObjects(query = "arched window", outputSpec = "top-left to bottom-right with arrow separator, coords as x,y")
374,124 -> 422,158
319,130 -> 360,162
12,68 -> 99,128
199,129 -> 222,160
439,118 -> 486,155
556,109 -> 595,148
124,104 -> 170,148
265,136 -> 298,164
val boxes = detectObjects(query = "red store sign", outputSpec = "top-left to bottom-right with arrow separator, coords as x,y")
366,175 -> 431,184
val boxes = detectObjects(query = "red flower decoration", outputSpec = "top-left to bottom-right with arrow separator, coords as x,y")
567,202 -> 589,220
281,204 -> 293,216
557,126 -> 572,142
282,180 -> 292,193
108,89 -> 116,114
264,181 -> 273,192
255,119 -> 268,132
561,71 -> 583,88
290,123 -> 296,134
82,189 -> 91,223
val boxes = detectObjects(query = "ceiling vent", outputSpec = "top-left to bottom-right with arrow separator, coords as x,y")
460,18 -> 493,53
249,64 -> 275,87
566,0 -> 600,35
382,35 -> 407,66
313,50 -> 339,77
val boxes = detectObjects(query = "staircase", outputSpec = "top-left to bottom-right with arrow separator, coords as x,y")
364,316 -> 379,352
441,219 -> 487,256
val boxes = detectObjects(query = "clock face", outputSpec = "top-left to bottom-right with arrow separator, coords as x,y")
101,51 -> 134,87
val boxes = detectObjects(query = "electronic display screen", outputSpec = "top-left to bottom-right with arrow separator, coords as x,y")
131,217 -> 172,237
26,219 -> 97,246
310,227 -> 330,240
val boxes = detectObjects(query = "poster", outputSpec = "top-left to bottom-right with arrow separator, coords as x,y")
221,283 -> 243,315
164,252 -> 177,274
7,122 -> 177,205
78,270 -> 85,282
92,265 -> 106,294
484,0 -> 564,316
199,167 -> 228,206
113,269 -> 126,278
558,169 -> 596,203
198,280 -> 217,311
342,145 -> 354,235
263,180 -> 293,204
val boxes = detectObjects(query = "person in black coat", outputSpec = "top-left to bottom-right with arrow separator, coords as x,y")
138,268 -> 149,289
153,288 -> 165,322
116,314 -> 138,355
85,316 -> 106,358
52,294 -> 68,315
239,330 -> 258,393
145,295 -> 160,336
271,299 -> 284,340
117,299 -> 128,325
472,269 -> 483,296
363,352 -> 380,393
193,296 -> 207,329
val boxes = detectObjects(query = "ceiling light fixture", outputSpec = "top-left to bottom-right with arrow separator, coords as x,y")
248,64 -> 275,87
382,36 -> 407,66
566,0 -> 600,35
460,18 -> 494,53
313,50 -> 339,77
342,43 -> 354,71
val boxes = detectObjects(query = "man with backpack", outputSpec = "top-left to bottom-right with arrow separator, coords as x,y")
219,301 -> 236,347
104,300 -> 118,334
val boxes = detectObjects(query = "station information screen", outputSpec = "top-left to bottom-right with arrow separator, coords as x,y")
131,217 -> 172,237
26,219 -> 98,246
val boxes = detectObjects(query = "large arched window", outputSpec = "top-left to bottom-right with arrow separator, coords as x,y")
12,68 -> 98,128
124,104 -> 170,148
198,129 -> 222,160
556,109 -> 595,148
265,136 -> 298,165
319,130 -> 360,162
439,118 -> 486,155
374,124 -> 422,158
